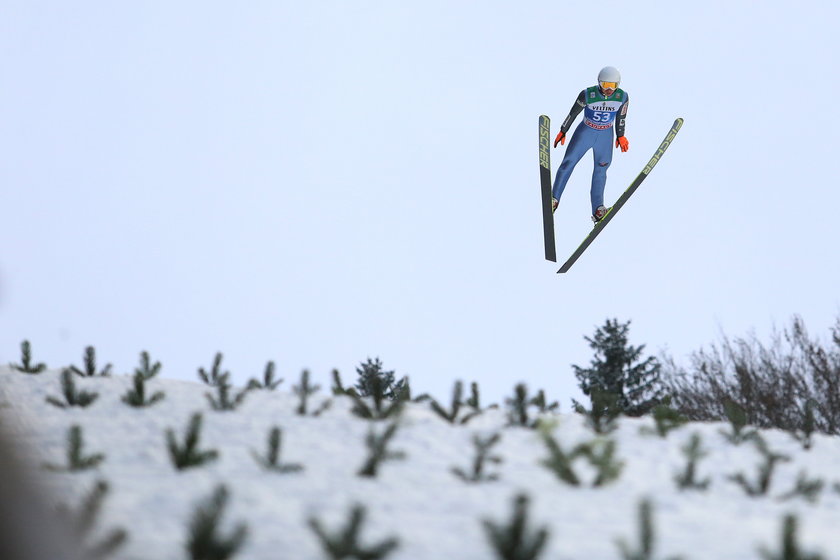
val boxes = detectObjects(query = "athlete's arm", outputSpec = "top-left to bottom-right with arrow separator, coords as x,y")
615,94 -> 629,138
560,90 -> 586,134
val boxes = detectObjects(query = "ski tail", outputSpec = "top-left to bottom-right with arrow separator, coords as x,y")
539,115 -> 556,262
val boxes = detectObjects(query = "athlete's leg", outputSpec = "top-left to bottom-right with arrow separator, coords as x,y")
590,129 -> 615,213
552,123 -> 595,202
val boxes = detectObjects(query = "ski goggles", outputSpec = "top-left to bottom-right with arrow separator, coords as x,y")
600,81 -> 618,90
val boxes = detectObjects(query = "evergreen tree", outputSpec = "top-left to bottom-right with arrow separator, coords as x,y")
309,504 -> 399,560
674,433 -> 712,491
12,340 -> 46,374
573,319 -> 664,417
134,351 -> 162,380
186,485 -> 249,560
331,369 -> 358,397
46,370 -> 100,409
122,372 -> 166,408
728,435 -> 791,497
482,494 -> 550,560
43,425 -> 106,472
293,369 -> 330,416
246,361 -> 283,391
357,421 -> 405,477
354,357 -> 406,400
759,514 -> 825,560
69,346 -> 112,378
56,480 -> 128,559
251,427 -> 304,473
452,432 -> 503,483
615,499 -> 685,560
349,372 -> 405,420
198,353 -> 230,387
166,413 -> 220,471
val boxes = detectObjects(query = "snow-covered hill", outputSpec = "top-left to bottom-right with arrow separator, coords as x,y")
2,365 -> 839,560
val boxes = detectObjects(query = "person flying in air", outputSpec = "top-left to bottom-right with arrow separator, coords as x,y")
552,66 -> 629,224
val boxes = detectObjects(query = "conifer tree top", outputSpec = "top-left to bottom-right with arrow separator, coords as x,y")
573,318 -> 664,417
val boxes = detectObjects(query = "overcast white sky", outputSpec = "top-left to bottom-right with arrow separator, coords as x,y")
2,1 -> 838,405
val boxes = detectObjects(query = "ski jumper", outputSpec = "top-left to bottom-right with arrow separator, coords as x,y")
552,86 -> 629,214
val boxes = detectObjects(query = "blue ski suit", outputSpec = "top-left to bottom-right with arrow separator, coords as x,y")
552,86 -> 629,215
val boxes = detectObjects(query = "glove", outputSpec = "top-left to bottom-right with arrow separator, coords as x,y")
616,136 -> 629,152
554,131 -> 566,148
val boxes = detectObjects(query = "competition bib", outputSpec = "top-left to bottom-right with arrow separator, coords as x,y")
583,86 -> 626,130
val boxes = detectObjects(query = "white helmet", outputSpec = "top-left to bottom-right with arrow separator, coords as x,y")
597,66 -> 621,87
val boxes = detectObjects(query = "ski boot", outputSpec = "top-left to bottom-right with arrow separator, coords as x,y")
552,198 -> 559,214
592,205 -> 609,225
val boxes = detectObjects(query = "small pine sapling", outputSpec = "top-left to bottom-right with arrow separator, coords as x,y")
586,438 -> 625,487
198,353 -> 230,387
539,425 -> 623,488
46,369 -> 100,409
538,430 -> 587,486
331,369 -> 359,397
615,499 -> 684,560
430,381 -> 481,425
792,399 -> 818,451
294,369 -> 330,416
122,371 -> 165,408
452,432 -> 503,483
186,485 -> 249,560
247,361 -> 283,391
777,470 -> 825,504
641,397 -> 687,438
402,377 -> 432,403
353,357 -> 406,399
134,351 -> 161,380
12,340 -> 46,374
358,421 -> 405,477
530,390 -> 559,414
166,413 -> 220,470
206,380 -> 248,412
43,425 -> 105,472
482,493 -> 550,560
505,384 -> 526,427
674,433 -> 711,491
758,514 -> 825,560
251,427 -> 304,473
56,480 -> 128,559
465,382 -> 486,412
573,388 -> 621,435
719,398 -> 759,444
69,346 -> 112,377
308,504 -> 400,560
728,435 -> 791,497
349,373 -> 404,420
506,384 -> 540,428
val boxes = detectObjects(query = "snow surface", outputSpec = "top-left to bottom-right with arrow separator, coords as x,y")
2,365 -> 840,560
